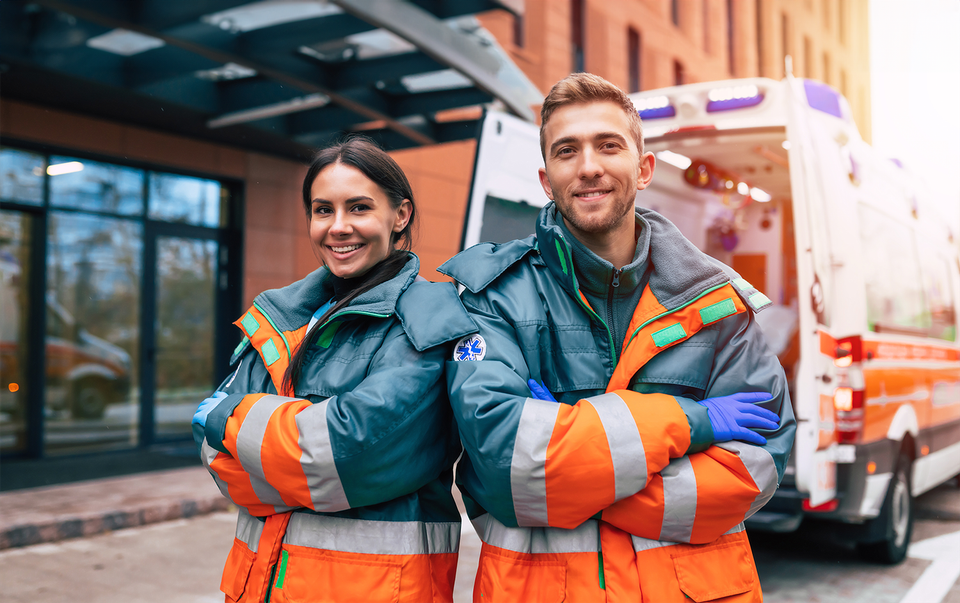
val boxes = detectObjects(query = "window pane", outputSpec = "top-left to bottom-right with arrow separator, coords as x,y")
155,237 -> 218,439
0,148 -> 45,205
859,206 -> 927,334
46,212 -> 141,454
49,156 -> 145,216
149,172 -> 221,227
918,243 -> 957,341
0,210 -> 32,453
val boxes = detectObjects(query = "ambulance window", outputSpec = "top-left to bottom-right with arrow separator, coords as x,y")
858,205 -> 927,335
479,195 -> 540,244
918,244 -> 957,341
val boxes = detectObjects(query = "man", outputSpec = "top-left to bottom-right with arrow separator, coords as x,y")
440,72 -> 796,602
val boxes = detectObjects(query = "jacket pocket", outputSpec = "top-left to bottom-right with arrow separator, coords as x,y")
220,538 -> 256,603
270,545 -> 401,603
477,548 -> 566,603
671,538 -> 757,602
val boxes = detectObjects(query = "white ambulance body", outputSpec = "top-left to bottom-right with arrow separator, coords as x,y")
463,76 -> 960,564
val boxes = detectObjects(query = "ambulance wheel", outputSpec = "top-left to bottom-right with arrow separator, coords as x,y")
857,449 -> 913,564
71,379 -> 107,419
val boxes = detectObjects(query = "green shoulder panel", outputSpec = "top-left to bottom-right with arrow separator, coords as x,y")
395,281 -> 478,352
729,277 -> 773,313
437,236 -> 538,294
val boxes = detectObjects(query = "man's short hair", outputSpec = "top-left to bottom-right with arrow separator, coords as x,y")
539,73 -> 644,160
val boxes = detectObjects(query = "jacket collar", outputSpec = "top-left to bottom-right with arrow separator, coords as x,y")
555,209 -> 651,297
536,203 -> 730,312
253,252 -> 420,332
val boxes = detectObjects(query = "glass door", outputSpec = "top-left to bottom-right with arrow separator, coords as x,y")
0,209 -> 32,454
151,234 -> 219,440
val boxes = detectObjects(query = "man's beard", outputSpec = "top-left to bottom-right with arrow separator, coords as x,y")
556,190 -> 635,235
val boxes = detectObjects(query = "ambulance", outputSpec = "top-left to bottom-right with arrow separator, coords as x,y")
460,74 -> 960,564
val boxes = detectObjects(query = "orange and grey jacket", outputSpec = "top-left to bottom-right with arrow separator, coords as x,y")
195,254 -> 477,603
440,205 -> 796,602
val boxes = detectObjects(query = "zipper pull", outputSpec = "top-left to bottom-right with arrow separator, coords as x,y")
612,269 -> 621,288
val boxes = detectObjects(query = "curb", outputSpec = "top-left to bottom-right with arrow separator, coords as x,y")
0,495 -> 231,550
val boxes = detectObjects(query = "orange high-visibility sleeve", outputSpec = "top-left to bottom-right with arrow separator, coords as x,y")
530,391 -> 690,529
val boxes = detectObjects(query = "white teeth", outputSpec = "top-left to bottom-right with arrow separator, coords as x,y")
331,244 -> 362,253
577,191 -> 608,198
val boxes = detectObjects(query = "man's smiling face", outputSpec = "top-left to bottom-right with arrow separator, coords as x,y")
538,100 -> 651,243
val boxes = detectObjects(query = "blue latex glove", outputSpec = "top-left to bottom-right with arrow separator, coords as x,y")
193,391 -> 228,429
527,379 -> 557,402
698,392 -> 779,445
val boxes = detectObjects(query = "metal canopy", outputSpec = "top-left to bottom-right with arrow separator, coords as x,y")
0,0 -> 543,159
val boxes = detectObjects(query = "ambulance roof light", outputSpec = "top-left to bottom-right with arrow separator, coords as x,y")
706,85 -> 764,112
803,79 -> 843,119
636,95 -> 676,120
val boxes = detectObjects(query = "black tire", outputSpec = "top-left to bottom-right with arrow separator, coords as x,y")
857,448 -> 914,564
71,380 -> 107,419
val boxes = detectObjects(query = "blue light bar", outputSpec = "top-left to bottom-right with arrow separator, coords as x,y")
639,106 -> 677,120
635,95 -> 675,120
706,85 -> 764,112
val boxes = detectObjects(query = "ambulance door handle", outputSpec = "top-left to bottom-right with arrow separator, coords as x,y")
819,374 -> 832,384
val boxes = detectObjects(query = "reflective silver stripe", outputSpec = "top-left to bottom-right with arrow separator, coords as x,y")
200,439 -> 231,500
716,441 -> 778,519
284,514 -> 460,555
724,522 -> 746,536
588,392 -> 647,500
472,513 -> 598,554
235,508 -> 264,553
295,398 -> 350,512
510,398 -> 560,526
632,522 -> 746,553
659,455 -> 697,542
234,394 -> 292,511
631,534 -> 676,553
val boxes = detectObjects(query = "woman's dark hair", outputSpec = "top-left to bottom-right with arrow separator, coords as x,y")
282,136 -> 418,395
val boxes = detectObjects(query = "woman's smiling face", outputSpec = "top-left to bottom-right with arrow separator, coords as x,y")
308,162 -> 411,279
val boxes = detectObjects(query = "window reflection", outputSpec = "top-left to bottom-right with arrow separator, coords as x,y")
859,206 -> 927,335
149,172 -> 221,227
49,156 -> 144,215
0,148 -> 46,205
45,212 -> 141,454
155,237 -> 217,439
0,210 -> 31,453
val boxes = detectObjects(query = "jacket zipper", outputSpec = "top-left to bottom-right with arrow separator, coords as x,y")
557,236 -> 618,367
607,268 -> 622,361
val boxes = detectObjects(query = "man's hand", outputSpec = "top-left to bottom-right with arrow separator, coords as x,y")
193,391 -> 228,429
698,392 -> 779,445
527,379 -> 558,402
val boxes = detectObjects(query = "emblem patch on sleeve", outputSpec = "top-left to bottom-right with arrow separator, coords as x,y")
454,334 -> 486,361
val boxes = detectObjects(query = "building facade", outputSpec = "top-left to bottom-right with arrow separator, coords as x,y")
0,0 -> 869,471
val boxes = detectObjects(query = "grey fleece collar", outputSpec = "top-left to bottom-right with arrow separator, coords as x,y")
537,203 -> 730,311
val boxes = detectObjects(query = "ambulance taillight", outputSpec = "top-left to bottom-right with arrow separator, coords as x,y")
834,336 -> 866,443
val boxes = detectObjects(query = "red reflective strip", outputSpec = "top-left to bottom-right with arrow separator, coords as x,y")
803,498 -> 839,512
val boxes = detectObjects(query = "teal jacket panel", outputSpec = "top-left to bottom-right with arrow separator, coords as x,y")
203,253 -> 477,523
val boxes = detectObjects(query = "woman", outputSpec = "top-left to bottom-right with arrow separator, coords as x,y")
192,137 -> 476,603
